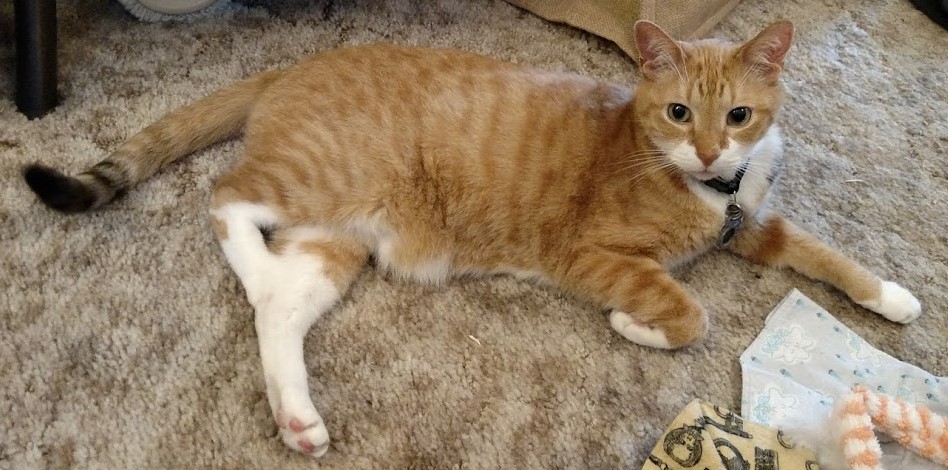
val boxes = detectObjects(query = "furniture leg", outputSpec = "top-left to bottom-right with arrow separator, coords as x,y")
14,0 -> 58,119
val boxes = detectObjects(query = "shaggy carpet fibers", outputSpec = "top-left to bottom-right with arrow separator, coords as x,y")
1,0 -> 946,468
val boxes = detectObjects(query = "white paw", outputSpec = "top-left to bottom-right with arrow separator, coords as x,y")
276,403 -> 330,458
859,281 -> 922,324
609,311 -> 673,349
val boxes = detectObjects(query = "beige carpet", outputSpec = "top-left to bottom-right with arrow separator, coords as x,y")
1,0 -> 946,468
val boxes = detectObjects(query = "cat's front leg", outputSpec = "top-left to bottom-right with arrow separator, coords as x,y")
563,249 -> 709,349
728,214 -> 921,322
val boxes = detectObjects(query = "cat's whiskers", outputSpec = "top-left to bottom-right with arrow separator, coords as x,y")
615,157 -> 668,172
739,163 -> 773,180
617,154 -> 666,164
610,155 -> 670,175
618,148 -> 667,158
626,160 -> 679,186
606,150 -> 667,166
626,167 -> 676,188
606,151 -> 667,173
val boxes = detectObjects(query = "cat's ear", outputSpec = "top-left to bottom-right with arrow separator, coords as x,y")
634,21 -> 685,81
739,20 -> 794,83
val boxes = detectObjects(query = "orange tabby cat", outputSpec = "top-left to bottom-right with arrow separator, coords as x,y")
23,21 -> 921,457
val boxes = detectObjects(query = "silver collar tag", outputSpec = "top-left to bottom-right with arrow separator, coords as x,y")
717,193 -> 744,248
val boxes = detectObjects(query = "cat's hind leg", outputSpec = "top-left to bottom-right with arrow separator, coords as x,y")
254,228 -> 367,457
211,198 -> 367,457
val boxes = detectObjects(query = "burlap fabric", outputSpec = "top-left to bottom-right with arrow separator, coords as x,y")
504,0 -> 743,59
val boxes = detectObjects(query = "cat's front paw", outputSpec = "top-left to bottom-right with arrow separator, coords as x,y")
858,281 -> 922,323
609,311 -> 673,349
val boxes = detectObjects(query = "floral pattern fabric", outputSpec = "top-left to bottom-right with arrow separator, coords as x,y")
740,289 -> 947,470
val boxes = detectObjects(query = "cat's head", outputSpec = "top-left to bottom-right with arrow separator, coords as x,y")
632,20 -> 794,181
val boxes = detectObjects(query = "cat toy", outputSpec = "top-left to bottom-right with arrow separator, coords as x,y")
833,386 -> 948,469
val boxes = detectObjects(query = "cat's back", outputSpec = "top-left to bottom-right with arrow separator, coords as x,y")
298,43 -> 518,77
246,44 -> 620,177
259,44 -> 520,110
252,44 -> 610,128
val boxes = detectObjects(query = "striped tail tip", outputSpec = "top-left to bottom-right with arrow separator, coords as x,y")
23,164 -> 99,213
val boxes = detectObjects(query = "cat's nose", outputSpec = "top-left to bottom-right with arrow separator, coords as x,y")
696,150 -> 720,166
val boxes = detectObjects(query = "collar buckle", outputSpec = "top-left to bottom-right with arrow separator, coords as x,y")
702,164 -> 747,195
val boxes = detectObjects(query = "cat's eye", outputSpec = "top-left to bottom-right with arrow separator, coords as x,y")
667,103 -> 692,123
727,107 -> 752,126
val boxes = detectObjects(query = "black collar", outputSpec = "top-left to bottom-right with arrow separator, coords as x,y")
702,164 -> 747,195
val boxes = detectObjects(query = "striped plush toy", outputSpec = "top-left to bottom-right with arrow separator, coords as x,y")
834,386 -> 948,470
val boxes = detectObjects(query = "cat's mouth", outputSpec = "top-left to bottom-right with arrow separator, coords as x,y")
691,170 -> 718,181
687,162 -> 747,182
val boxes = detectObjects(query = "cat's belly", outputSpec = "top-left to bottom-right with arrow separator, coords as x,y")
373,239 -> 554,285
343,215 -> 453,284
376,236 -> 453,284
345,215 -> 552,285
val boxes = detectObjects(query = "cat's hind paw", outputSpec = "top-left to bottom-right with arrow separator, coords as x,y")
609,311 -> 673,349
859,281 -> 922,324
276,407 -> 330,457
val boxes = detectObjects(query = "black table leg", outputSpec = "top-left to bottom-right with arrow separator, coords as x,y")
14,0 -> 58,119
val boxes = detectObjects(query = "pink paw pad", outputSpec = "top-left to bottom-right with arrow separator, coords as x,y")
297,439 -> 316,453
289,418 -> 307,433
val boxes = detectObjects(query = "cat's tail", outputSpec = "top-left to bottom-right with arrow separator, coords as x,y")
22,69 -> 283,213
